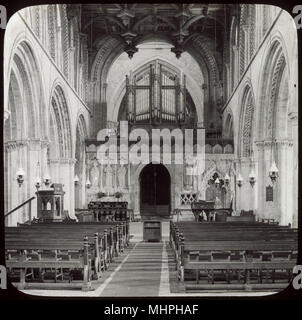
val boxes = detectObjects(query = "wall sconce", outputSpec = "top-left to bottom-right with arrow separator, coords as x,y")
16,168 -> 25,187
224,173 -> 230,186
237,173 -> 243,188
44,173 -> 51,187
74,175 -> 80,186
269,161 -> 279,183
86,178 -> 91,189
249,170 -> 256,187
35,177 -> 41,190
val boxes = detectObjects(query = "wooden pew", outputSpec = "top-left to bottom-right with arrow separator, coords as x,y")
5,236 -> 92,291
169,221 -> 298,290
5,221 -> 130,290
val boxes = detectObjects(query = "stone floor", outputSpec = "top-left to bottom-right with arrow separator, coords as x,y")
19,222 -> 276,297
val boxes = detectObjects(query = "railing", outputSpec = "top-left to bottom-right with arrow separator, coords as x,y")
5,196 -> 35,222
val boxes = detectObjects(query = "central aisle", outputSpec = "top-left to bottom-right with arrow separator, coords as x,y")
99,242 -> 164,296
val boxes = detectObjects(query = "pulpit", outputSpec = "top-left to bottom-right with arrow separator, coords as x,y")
36,183 -> 65,222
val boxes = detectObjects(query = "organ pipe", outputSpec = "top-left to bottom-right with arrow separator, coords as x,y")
126,62 -> 187,124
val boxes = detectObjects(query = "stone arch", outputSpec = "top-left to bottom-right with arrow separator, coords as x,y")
109,57 -> 202,124
200,166 -> 227,199
131,162 -> 175,216
254,38 -> 293,226
230,15 -> 239,90
49,85 -> 72,158
7,40 -> 45,139
4,39 -> 45,225
188,35 -> 221,129
238,84 -> 255,157
189,35 -> 220,85
257,38 -> 289,141
90,33 -> 219,134
90,36 -> 122,82
74,114 -> 88,209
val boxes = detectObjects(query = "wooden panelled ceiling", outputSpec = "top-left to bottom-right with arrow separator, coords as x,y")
67,3 -> 237,59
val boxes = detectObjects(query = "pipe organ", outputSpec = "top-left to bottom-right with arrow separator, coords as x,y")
126,60 -> 187,124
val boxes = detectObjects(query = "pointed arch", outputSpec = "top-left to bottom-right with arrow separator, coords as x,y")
238,84 -> 255,157
49,85 -> 72,158
257,39 -> 289,141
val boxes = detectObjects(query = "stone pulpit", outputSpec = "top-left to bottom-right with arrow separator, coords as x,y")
36,183 -> 65,222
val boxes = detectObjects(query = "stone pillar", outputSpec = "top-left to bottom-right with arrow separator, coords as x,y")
4,139 -> 49,225
132,164 -> 141,220
237,158 -> 255,212
68,46 -> 75,86
289,112 -> 298,227
48,158 -> 76,218
255,139 -> 294,225
26,139 -> 48,221
5,142 -> 21,226
276,140 -> 294,226
255,141 -> 265,220
232,46 -> 239,88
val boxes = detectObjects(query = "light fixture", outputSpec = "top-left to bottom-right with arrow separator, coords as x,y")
16,167 -> 25,187
74,174 -> 80,186
85,178 -> 91,189
44,173 -> 51,187
35,177 -> 41,190
214,177 -> 220,187
224,173 -> 230,186
237,173 -> 243,188
249,169 -> 256,187
269,160 -> 279,183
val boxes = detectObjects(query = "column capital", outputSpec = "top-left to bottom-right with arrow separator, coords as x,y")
48,158 -> 77,165
254,139 -> 293,147
4,138 -> 50,151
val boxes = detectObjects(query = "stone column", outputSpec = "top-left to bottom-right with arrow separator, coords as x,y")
68,46 -> 75,86
26,139 -> 49,221
232,45 -> 239,87
255,141 -> 265,220
4,139 -> 49,225
48,158 -> 76,219
5,142 -> 21,226
276,139 -> 294,226
289,112 -> 298,227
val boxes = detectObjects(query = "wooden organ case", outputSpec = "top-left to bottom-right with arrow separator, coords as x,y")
125,60 -> 188,126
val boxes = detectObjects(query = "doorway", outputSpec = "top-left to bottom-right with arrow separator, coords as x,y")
139,164 -> 171,219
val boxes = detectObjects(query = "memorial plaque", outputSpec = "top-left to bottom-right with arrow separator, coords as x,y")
266,186 -> 274,201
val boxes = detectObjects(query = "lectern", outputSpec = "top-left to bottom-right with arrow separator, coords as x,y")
143,220 -> 162,242
36,183 -> 65,222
